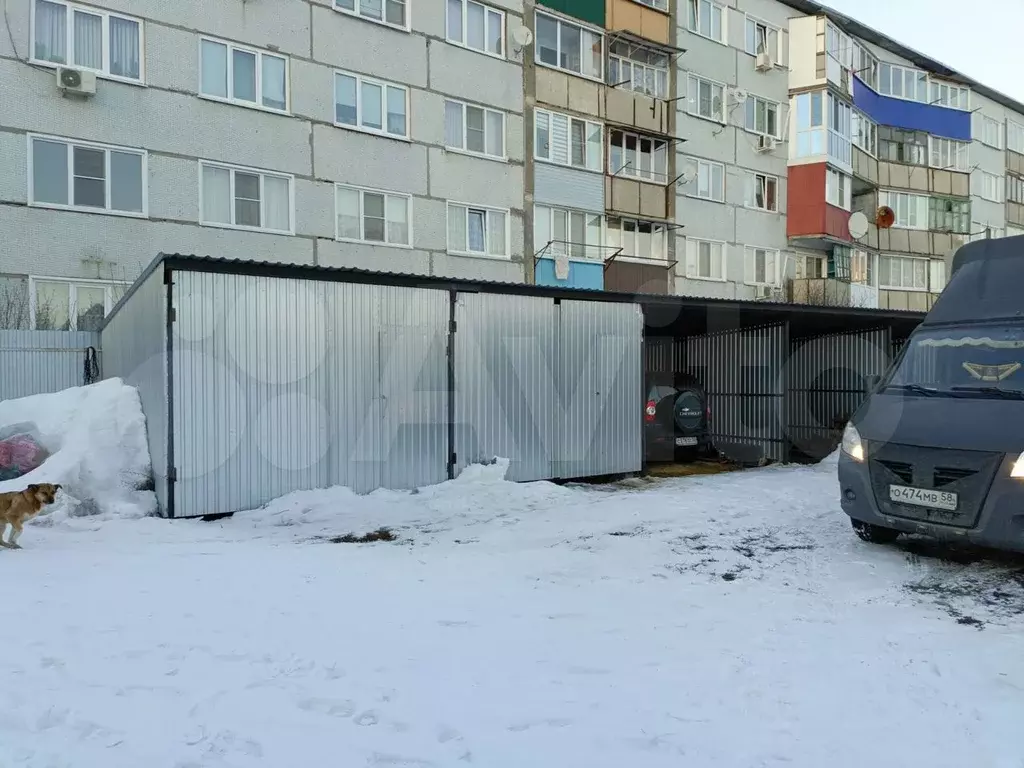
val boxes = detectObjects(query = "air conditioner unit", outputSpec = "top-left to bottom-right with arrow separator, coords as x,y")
755,52 -> 774,71
56,67 -> 97,97
756,285 -> 774,299
756,135 -> 777,152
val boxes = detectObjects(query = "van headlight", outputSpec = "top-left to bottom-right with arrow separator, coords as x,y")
1010,452 -> 1024,478
841,423 -> 865,462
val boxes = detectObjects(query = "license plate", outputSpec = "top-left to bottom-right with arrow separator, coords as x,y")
889,484 -> 958,511
675,437 -> 698,446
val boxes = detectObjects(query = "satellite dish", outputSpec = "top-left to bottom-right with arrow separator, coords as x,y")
731,88 -> 748,103
876,206 -> 895,229
848,211 -> 869,240
511,26 -> 533,49
677,170 -> 695,185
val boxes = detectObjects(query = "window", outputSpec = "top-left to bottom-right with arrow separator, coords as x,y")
878,127 -> 927,166
1008,174 -> 1024,204
608,130 -> 668,183
30,277 -> 126,332
794,91 -> 825,158
447,202 -> 508,257
852,111 -> 876,156
828,93 -> 852,168
636,0 -> 668,9
745,172 -> 778,212
606,217 -> 667,261
826,168 -> 850,210
685,238 -> 725,281
1008,225 -> 1024,237
928,196 -> 971,234
851,42 -> 878,91
200,162 -> 292,233
744,246 -> 779,286
687,74 -> 725,122
829,246 -> 873,285
744,96 -> 779,138
334,70 -> 408,139
879,63 -> 929,103
200,38 -> 288,112
686,0 -> 725,43
334,0 -> 407,30
878,191 -> 928,229
32,0 -> 142,81
979,115 -> 1003,149
681,157 -> 725,202
534,205 -> 602,261
335,185 -> 411,247
975,171 -> 1004,203
1008,121 -> 1024,155
446,0 -> 504,57
534,109 -> 602,172
797,253 -> 825,279
929,80 -> 970,111
878,254 -> 928,291
28,135 -> 146,216
744,17 -> 780,60
929,136 -> 969,171
608,40 -> 669,99
535,11 -> 603,81
445,99 -> 505,159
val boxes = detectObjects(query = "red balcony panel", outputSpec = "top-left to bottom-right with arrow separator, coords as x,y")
786,163 -> 826,238
824,204 -> 852,242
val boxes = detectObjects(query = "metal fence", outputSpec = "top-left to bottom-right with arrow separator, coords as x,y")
0,330 -> 100,401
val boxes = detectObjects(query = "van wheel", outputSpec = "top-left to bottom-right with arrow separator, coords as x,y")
851,519 -> 901,544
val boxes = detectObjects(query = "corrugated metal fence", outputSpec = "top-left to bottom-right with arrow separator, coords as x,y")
0,330 -> 100,401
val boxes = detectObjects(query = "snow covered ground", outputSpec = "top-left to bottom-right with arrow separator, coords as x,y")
3,455 -> 1024,767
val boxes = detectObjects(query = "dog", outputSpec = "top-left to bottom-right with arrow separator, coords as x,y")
0,483 -> 61,549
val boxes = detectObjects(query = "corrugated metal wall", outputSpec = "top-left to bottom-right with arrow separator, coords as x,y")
453,294 -> 643,482
170,271 -> 450,519
557,300 -> 643,479
683,325 -> 789,464
0,330 -> 100,401
100,267 -> 169,511
454,293 -> 559,482
787,328 -> 892,459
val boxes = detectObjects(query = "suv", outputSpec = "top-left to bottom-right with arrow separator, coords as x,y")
644,376 -> 712,462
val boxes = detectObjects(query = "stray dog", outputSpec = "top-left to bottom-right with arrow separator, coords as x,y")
0,483 -> 61,549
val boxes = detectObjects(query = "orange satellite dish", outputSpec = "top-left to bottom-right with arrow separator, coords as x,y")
876,206 -> 895,229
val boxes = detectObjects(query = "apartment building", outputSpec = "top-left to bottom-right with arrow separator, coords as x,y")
0,0 -> 526,331
781,2 -> 1024,312
527,0 -> 678,294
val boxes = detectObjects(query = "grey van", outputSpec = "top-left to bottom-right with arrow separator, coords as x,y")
839,237 -> 1024,552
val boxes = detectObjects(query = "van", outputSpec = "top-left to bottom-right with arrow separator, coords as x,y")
838,237 -> 1024,552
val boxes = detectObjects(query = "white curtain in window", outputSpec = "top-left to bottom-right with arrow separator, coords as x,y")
586,123 -> 602,171
487,211 -> 506,255
486,111 -> 503,156
444,100 -> 463,148
201,166 -> 232,224
34,0 -> 67,63
262,55 -> 287,110
73,10 -> 102,70
550,114 -> 569,165
201,40 -> 228,98
109,16 -> 140,79
448,205 -> 467,251
467,209 -> 486,252
386,196 -> 409,245
336,187 -> 361,240
466,1 -> 485,49
263,175 -> 290,231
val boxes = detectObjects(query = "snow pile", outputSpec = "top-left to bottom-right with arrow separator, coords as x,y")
0,378 -> 156,521
244,457 -> 576,535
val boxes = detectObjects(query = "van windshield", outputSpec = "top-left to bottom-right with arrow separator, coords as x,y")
887,325 -> 1024,396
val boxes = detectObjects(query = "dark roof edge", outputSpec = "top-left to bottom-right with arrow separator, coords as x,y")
126,253 -> 926,323
780,0 -> 1024,118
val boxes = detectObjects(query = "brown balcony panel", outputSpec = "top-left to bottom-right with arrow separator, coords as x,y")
606,0 -> 670,45
606,176 -> 668,220
605,259 -> 670,294
605,87 -> 669,134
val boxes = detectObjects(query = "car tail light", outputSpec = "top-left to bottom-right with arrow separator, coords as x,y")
644,400 -> 656,422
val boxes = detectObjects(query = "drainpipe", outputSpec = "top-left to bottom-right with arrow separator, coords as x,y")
522,1 -> 537,284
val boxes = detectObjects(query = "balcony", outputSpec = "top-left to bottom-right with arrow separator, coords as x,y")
606,0 -> 670,45
789,278 -> 878,308
533,240 -> 607,290
604,256 -> 672,294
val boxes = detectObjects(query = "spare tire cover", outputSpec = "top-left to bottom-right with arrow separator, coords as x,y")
674,389 -> 704,431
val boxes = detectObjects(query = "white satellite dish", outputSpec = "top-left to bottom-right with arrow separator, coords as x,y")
511,26 -> 533,49
730,88 -> 748,104
848,210 -> 869,240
